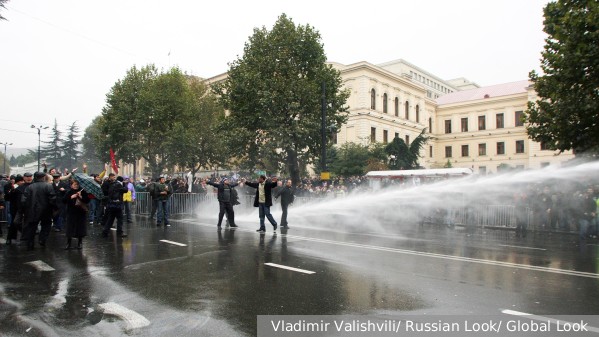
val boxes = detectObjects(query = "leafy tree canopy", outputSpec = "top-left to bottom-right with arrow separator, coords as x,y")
525,0 -> 599,155
213,14 -> 350,185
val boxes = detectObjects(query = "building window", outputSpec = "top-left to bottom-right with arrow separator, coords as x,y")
478,115 -> 486,130
405,101 -> 409,120
383,130 -> 388,143
383,93 -> 388,114
541,162 -> 550,168
540,142 -> 550,151
394,97 -> 399,116
445,146 -> 452,158
478,143 -> 486,156
332,131 -> 338,144
415,105 -> 420,123
428,117 -> 432,132
405,135 -> 410,145
516,140 -> 525,153
479,166 -> 486,175
429,145 -> 433,158
395,132 -> 399,139
461,145 -> 469,157
444,120 -> 452,134
461,117 -> 468,132
496,113 -> 504,129
515,111 -> 524,127
497,141 -> 505,155
370,89 -> 376,110
371,127 -> 376,143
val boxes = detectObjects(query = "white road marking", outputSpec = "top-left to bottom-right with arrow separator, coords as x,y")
265,263 -> 316,274
25,260 -> 55,271
99,302 -> 150,330
159,240 -> 187,247
185,220 -> 599,279
281,233 -> 599,279
502,309 -> 599,333
498,244 -> 547,251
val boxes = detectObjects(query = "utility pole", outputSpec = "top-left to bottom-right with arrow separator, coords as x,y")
31,125 -> 48,172
320,82 -> 329,181
1,142 -> 12,174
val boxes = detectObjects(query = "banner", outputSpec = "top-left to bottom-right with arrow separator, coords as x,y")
109,148 -> 119,174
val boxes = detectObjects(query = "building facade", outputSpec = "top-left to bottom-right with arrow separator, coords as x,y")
331,59 -> 573,174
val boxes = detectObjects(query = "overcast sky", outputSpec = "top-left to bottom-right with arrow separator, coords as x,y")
0,0 -> 550,150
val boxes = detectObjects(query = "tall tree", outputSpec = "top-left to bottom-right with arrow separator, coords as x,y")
525,0 -> 599,155
168,77 -> 227,178
328,142 -> 370,177
62,122 -> 81,169
40,119 -> 63,170
81,116 -> 107,174
213,14 -> 350,185
385,129 -> 429,170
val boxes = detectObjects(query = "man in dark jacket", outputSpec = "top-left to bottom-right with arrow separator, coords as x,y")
206,177 -> 239,229
22,172 -> 57,250
244,175 -> 278,232
275,179 -> 295,229
102,176 -> 129,238
5,175 -> 25,244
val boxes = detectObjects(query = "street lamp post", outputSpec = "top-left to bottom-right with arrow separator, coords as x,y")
31,125 -> 48,172
1,142 -> 12,174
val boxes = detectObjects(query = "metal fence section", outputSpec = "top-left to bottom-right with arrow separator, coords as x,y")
129,192 -> 546,233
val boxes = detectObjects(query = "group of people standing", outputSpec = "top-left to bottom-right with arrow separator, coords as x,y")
207,175 -> 295,232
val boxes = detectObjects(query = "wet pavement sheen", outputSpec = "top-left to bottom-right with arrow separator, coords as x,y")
1,215 -> 599,336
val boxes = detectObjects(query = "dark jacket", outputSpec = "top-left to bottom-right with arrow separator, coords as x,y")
245,180 -> 277,207
155,182 -> 173,201
22,181 -> 57,223
276,186 -> 295,206
207,181 -> 239,203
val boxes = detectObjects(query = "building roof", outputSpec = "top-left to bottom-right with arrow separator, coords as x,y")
435,80 -> 530,105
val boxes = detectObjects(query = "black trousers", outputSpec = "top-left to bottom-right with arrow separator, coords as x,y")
23,216 -> 52,247
104,206 -> 124,234
218,202 -> 235,226
280,203 -> 289,226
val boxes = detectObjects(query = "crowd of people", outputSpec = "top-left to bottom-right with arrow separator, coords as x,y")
2,164 -> 598,251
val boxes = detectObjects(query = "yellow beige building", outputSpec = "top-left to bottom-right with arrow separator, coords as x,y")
331,59 -> 573,174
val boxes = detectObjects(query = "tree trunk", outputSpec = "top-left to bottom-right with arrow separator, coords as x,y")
286,148 -> 301,187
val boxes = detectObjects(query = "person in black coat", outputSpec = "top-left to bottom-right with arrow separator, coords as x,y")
5,175 -> 25,244
63,180 -> 90,249
206,177 -> 239,229
244,175 -> 278,232
275,179 -> 295,229
22,172 -> 57,250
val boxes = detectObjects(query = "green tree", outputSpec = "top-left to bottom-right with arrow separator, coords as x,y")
81,116 -> 106,174
329,142 -> 370,177
385,129 -> 429,169
213,14 -> 350,185
168,77 -> 227,178
9,154 -> 16,167
525,0 -> 599,155
40,119 -> 63,170
62,122 -> 81,169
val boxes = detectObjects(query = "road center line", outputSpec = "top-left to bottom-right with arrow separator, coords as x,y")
265,263 -> 315,274
25,260 -> 55,271
159,240 -> 187,247
186,220 -> 599,279
98,302 -> 150,330
498,244 -> 547,251
502,309 -> 599,333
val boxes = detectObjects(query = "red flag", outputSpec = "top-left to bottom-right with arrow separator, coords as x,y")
109,148 -> 119,174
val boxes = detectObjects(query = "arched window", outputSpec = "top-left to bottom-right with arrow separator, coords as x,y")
370,89 -> 376,110
405,101 -> 409,120
415,105 -> 420,123
383,93 -> 388,113
428,117 -> 432,132
394,97 -> 399,116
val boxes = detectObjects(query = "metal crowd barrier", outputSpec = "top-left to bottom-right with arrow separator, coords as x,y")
129,192 -> 543,232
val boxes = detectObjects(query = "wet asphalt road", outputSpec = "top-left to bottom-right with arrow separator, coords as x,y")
1,214 -> 599,336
